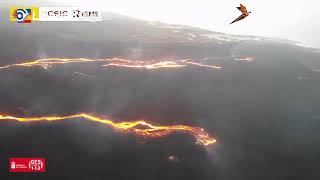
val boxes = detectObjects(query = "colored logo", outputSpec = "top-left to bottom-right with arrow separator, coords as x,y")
9,158 -> 46,172
10,7 -> 104,22
10,7 -> 39,23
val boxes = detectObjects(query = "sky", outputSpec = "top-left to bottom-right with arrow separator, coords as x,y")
14,0 -> 320,48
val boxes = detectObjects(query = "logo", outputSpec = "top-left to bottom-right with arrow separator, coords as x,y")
10,7 -> 104,22
39,7 -> 102,22
10,7 -> 40,23
73,10 -> 99,18
9,158 -> 46,172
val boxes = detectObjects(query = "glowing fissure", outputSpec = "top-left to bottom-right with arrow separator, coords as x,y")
0,58 -> 221,70
0,113 -> 216,146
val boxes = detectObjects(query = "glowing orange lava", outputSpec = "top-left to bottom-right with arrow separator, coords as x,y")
0,58 -> 98,70
103,59 -> 186,69
0,58 -> 221,70
0,113 -> 216,146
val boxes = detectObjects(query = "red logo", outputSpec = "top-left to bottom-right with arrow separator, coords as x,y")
9,158 -> 46,172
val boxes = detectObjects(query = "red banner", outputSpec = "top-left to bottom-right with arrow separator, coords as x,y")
9,158 -> 46,172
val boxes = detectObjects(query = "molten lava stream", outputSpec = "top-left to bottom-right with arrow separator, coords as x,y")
0,113 -> 216,146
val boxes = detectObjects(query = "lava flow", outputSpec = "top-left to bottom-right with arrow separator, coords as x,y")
182,60 -> 222,69
234,57 -> 255,62
0,113 -> 216,146
0,58 -> 98,70
0,58 -> 221,70
102,59 -> 187,69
